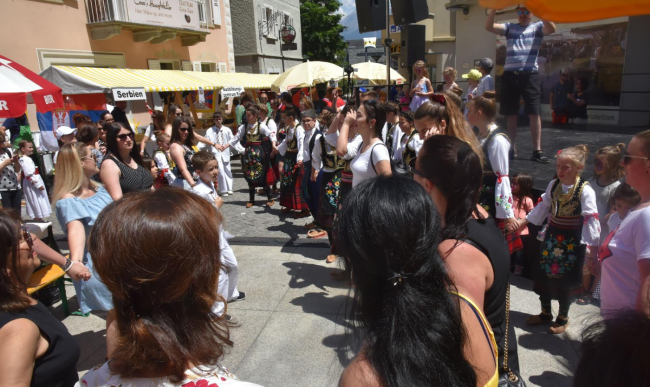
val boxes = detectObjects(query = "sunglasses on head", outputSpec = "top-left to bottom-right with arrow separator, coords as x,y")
622,150 -> 649,165
517,9 -> 530,15
117,133 -> 134,141
20,224 -> 34,252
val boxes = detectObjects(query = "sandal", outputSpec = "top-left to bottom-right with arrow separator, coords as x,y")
307,229 -> 327,239
326,254 -> 338,264
525,313 -> 554,326
266,200 -> 275,207
304,222 -> 318,230
548,317 -> 570,334
246,202 -> 254,208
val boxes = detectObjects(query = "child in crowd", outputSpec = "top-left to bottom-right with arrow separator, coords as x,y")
462,69 -> 481,117
399,86 -> 411,112
152,132 -> 176,189
517,145 -> 600,334
142,156 -> 159,185
476,58 -> 495,97
605,183 -> 641,233
588,144 -> 625,239
579,144 -> 625,305
190,151 -> 244,317
511,173 -> 535,275
199,112 -> 234,196
54,126 -> 77,164
18,140 -> 51,221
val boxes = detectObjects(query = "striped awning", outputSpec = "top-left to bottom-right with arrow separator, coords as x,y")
40,66 -> 279,95
189,72 -> 279,90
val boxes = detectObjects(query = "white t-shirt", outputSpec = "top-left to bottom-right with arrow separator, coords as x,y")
600,206 -> 650,318
350,141 -> 390,188
607,212 -> 624,232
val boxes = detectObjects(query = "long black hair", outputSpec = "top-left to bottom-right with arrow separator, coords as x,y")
105,122 -> 144,166
171,116 -> 195,147
362,100 -> 386,138
417,135 -> 484,241
336,175 -> 476,387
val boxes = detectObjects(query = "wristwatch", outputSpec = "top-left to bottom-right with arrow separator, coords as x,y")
61,257 -> 74,272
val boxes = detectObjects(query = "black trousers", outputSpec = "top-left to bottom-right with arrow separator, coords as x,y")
1,189 -> 22,213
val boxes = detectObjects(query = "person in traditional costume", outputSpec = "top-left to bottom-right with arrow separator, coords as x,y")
468,91 -> 520,254
229,106 -> 275,208
277,109 -> 309,218
516,145 -> 600,334
392,111 -> 422,170
299,109 -> 322,220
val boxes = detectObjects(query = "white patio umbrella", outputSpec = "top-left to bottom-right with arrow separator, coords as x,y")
352,61 -> 406,85
271,61 -> 344,92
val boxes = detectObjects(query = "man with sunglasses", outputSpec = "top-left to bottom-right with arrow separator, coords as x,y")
486,5 -> 556,164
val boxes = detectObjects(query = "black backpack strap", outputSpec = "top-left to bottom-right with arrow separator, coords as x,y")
370,142 -> 388,175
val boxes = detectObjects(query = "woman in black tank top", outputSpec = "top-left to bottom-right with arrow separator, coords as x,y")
413,135 -> 521,375
0,210 -> 80,386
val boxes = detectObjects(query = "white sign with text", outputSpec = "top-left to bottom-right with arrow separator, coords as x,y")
220,86 -> 245,99
126,0 -> 202,32
112,87 -> 147,101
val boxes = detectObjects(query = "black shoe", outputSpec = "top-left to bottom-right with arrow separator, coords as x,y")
531,150 -> 550,164
234,292 -> 245,301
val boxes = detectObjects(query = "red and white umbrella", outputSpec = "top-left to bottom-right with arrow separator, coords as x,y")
0,55 -> 65,118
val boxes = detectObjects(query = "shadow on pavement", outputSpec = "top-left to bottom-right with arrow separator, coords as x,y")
528,370 -> 574,387
283,262 -> 351,291
322,332 -> 359,369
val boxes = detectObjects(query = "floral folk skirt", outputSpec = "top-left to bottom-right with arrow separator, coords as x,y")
317,170 -> 343,229
279,151 -> 308,211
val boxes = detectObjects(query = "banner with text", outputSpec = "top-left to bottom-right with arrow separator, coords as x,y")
220,86 -> 245,99
127,0 -> 202,32
112,87 -> 147,101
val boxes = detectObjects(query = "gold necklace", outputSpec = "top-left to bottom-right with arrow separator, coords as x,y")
554,176 -> 580,205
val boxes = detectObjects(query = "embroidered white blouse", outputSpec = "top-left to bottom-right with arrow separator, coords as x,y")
480,125 -> 514,219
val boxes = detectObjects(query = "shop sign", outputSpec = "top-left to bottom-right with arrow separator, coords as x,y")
390,25 -> 402,33
220,86 -> 245,98
363,38 -> 377,48
127,0 -> 202,32
281,25 -> 296,43
112,87 -> 147,101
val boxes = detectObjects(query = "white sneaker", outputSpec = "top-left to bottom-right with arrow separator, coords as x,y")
219,192 -> 229,197
227,191 -> 233,194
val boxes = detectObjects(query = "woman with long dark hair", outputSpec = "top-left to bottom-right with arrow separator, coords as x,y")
170,116 -> 200,190
337,175 -> 497,387
413,135 -> 519,378
99,123 -> 153,200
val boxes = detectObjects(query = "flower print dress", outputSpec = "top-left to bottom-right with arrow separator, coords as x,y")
76,362 -> 262,386
478,125 -> 520,253
526,178 -> 600,299
277,125 -> 308,211
230,122 -> 274,188
312,133 -> 346,229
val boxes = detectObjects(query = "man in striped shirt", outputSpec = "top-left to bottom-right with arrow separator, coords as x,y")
486,6 -> 556,163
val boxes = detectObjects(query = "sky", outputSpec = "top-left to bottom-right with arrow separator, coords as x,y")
339,0 -> 356,16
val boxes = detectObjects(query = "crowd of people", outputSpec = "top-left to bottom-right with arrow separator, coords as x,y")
1,5 -> 650,387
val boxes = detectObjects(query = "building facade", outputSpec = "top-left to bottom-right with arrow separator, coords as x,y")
231,0 -> 303,74
0,0 -> 235,128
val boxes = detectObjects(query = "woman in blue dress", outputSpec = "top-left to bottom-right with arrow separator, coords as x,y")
52,143 -> 113,325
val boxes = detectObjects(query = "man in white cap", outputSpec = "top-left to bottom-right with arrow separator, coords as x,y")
53,126 -> 77,164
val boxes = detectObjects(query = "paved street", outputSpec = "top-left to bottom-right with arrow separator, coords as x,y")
40,124 -> 629,386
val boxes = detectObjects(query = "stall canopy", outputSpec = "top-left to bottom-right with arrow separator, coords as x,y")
39,66 -> 279,95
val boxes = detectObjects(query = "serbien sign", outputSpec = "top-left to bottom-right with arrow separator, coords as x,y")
112,87 -> 147,101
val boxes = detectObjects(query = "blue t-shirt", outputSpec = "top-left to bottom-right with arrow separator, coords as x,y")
504,21 -> 544,72
1,115 -> 28,143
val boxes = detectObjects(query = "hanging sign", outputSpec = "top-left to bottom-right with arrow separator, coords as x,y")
220,86 -> 245,98
112,87 -> 146,101
363,38 -> 377,48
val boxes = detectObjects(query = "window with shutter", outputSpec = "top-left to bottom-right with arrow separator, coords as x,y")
198,2 -> 206,23
212,0 -> 221,26
192,61 -> 202,71
147,59 -> 161,70
218,62 -> 228,73
261,6 -> 268,37
181,61 -> 193,71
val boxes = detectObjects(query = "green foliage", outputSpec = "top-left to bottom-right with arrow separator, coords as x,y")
300,0 -> 347,65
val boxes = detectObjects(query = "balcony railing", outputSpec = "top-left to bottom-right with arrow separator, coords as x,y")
85,0 -> 128,24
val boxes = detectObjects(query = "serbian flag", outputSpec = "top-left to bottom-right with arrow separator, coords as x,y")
0,55 -> 64,118
37,94 -> 106,151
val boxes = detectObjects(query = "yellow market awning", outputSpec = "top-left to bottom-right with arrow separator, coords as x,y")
40,66 -> 279,95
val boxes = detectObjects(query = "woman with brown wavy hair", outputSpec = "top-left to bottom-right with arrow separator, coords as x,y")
80,188 -> 261,386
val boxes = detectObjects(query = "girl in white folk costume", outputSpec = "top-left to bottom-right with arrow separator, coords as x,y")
467,91 -> 521,254
516,145 -> 600,334
18,141 -> 51,221
277,109 -> 310,216
392,110 -> 423,168
198,112 -> 234,196
230,106 -> 275,208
